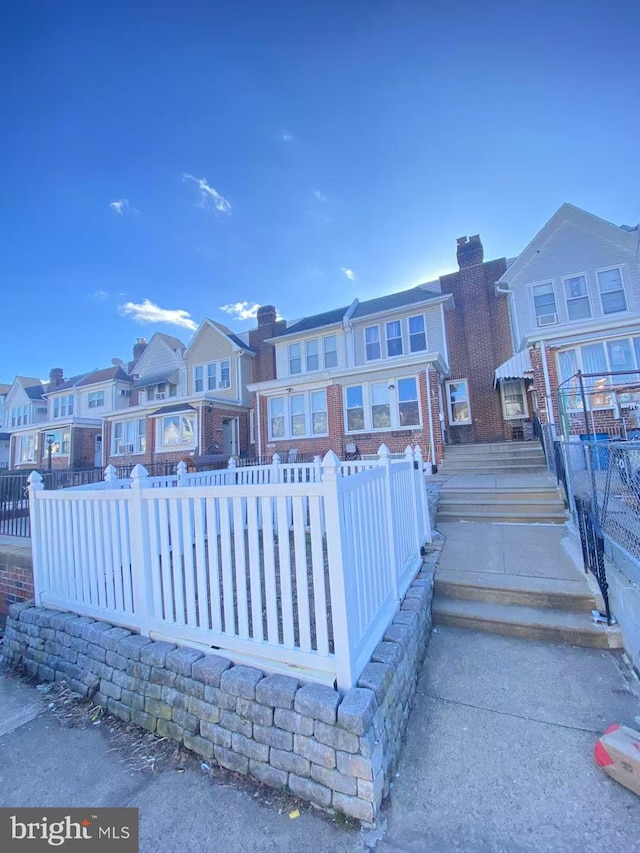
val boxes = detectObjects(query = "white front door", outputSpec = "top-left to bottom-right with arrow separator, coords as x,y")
94,435 -> 103,467
222,419 -> 237,456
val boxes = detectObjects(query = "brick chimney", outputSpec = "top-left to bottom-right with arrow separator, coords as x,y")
133,338 -> 147,363
48,368 -> 64,391
249,305 -> 285,383
456,234 -> 484,268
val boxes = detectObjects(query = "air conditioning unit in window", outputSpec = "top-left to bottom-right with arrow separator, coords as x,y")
156,392 -> 166,400
537,313 -> 558,327
120,389 -> 131,397
125,444 -> 135,453
219,381 -> 230,389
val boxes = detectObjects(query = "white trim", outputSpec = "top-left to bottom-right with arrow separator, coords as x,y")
445,379 -> 472,426
539,341 -> 555,425
500,379 -> 529,420
425,368 -> 436,466
268,390 -> 328,441
407,313 -> 428,356
364,324 -> 382,362
439,304 -> 449,368
595,264 -> 629,317
562,271 -> 592,323
343,376 -> 422,434
384,319 -> 404,358
529,280 -> 559,327
155,412 -> 197,452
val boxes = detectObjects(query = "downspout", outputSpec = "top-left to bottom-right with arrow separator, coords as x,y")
539,341 -> 556,425
256,391 -> 262,459
425,367 -> 436,469
496,284 -> 520,351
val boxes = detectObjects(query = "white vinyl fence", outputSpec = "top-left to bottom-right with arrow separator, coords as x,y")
27,445 -> 431,690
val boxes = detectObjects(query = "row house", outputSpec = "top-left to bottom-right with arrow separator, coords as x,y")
494,204 -> 640,439
248,236 -> 516,466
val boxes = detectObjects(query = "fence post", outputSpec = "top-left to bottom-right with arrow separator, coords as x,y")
404,445 -> 422,553
177,460 -> 188,487
271,452 -> 281,484
129,464 -> 154,635
377,444 -> 399,602
414,445 -> 432,544
321,451 -> 355,691
27,471 -> 45,604
313,455 -> 322,482
103,464 -> 118,489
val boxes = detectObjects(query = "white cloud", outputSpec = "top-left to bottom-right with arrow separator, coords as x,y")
92,290 -> 109,300
110,199 -> 129,215
183,173 -> 231,214
342,267 -> 356,281
119,299 -> 198,331
282,132 -> 294,142
219,301 -> 261,321
314,189 -> 328,203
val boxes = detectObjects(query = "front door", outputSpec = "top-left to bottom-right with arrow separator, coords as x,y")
94,435 -> 102,467
222,418 -> 238,457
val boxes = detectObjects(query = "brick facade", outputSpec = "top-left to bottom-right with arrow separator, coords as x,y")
440,237 -> 512,443
10,425 -> 101,471
0,541 -> 33,618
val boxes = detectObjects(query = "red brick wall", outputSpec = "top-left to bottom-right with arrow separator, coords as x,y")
440,253 -> 512,443
249,316 -> 286,383
0,552 -> 34,618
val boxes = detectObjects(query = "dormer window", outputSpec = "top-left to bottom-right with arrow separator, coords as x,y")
88,391 -> 105,408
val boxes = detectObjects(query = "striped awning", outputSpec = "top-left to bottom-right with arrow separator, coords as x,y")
494,350 -> 533,386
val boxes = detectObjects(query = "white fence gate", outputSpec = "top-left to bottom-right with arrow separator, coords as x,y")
28,445 -> 431,690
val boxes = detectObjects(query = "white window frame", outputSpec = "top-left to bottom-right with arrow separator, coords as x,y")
562,273 -> 592,322
111,417 -> 147,455
15,433 -> 38,464
157,414 -> 196,449
500,379 -> 529,420
365,325 -> 381,362
344,376 -> 422,433
88,390 -> 105,409
267,390 -> 329,440
53,394 -> 74,418
323,335 -> 338,368
46,428 -> 71,456
193,360 -> 231,392
556,334 -> 640,411
446,379 -> 472,426
530,281 -> 558,327
305,339 -> 320,372
408,314 -> 427,353
596,266 -> 628,316
11,405 -> 29,428
385,320 -> 403,358
289,343 -> 302,375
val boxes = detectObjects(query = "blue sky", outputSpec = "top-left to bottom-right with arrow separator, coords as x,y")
2,0 -> 639,380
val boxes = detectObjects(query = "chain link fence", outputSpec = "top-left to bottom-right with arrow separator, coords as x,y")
554,437 -> 640,586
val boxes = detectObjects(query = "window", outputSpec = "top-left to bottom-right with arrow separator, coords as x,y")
112,418 -> 147,455
46,429 -> 71,456
563,275 -> 591,321
607,339 -> 635,384
386,321 -> 403,357
53,395 -> 73,418
323,335 -> 337,368
290,395 -> 306,436
15,434 -> 38,464
193,361 -> 230,392
501,380 -> 528,419
88,391 -> 104,409
159,415 -> 195,447
398,377 -> 420,426
289,343 -> 302,375
365,326 -> 381,361
346,386 -> 365,431
532,283 -> 557,326
409,315 -> 427,352
345,377 -> 421,432
11,406 -> 28,427
597,268 -> 627,314
269,398 -> 285,438
268,391 -> 328,439
581,343 -> 611,408
306,339 -> 319,372
446,380 -> 471,425
311,391 -> 327,434
371,383 -> 391,429
556,336 -> 640,410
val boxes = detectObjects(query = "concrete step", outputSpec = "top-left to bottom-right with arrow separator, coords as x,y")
438,497 -> 566,513
439,487 -> 562,501
439,464 -> 548,475
437,510 -> 568,524
434,570 -> 596,612
443,443 -> 545,455
432,597 -> 623,648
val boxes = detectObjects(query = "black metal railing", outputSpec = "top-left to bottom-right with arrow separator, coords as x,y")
574,495 -> 612,624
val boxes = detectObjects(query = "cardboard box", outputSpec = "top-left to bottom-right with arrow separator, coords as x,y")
594,724 -> 640,797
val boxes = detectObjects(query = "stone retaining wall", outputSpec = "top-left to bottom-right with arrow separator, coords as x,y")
2,546 -> 439,825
